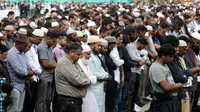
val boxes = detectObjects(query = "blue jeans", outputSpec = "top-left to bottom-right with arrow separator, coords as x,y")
114,83 -> 123,112
118,80 -> 130,112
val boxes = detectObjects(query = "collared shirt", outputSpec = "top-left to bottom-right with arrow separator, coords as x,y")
7,46 -> 28,92
37,40 -> 55,82
126,41 -> 145,74
55,54 -> 91,98
26,45 -> 42,82
53,44 -> 65,61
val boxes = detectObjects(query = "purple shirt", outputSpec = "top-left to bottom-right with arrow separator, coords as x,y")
53,44 -> 65,62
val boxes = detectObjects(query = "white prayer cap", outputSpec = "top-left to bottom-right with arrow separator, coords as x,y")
18,28 -> 27,35
4,25 -> 14,31
105,14 -> 110,17
117,11 -> 121,15
125,9 -> 130,12
0,32 -> 3,37
67,28 -> 76,35
156,12 -> 164,18
76,31 -> 83,37
100,38 -> 108,46
41,27 -> 48,34
87,35 -> 101,44
32,29 -> 44,37
119,7 -> 125,12
146,25 -> 153,31
57,15 -> 62,19
29,21 -> 38,29
96,7 -> 102,11
179,40 -> 187,47
87,20 -> 96,27
194,27 -> 200,32
191,32 -> 200,40
51,22 -> 59,27
145,8 -> 151,12
81,45 -> 91,53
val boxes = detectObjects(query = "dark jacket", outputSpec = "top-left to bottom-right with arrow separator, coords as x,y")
122,47 -> 137,81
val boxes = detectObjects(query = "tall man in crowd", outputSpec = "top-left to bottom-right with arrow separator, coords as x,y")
35,31 -> 57,112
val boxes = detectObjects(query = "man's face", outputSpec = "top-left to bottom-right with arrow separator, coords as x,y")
47,38 -> 57,47
25,42 -> 33,52
116,35 -> 123,46
34,36 -> 43,45
60,38 -> 67,46
9,14 -> 14,20
0,51 -> 8,60
93,42 -> 101,54
137,43 -> 146,50
100,46 -> 108,54
163,55 -> 174,64
178,46 -> 188,55
71,48 -> 82,62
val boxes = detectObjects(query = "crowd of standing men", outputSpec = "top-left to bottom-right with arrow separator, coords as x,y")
1,1 -> 200,112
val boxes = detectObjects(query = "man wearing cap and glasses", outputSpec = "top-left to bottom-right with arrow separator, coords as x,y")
7,34 -> 34,112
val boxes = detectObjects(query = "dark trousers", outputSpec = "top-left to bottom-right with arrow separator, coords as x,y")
125,73 -> 140,111
105,80 -> 117,112
118,79 -> 130,112
58,95 -> 82,112
23,81 -> 39,112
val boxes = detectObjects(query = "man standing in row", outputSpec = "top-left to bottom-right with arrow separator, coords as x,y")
55,42 -> 91,112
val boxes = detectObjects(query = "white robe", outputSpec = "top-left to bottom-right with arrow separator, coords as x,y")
78,59 -> 99,112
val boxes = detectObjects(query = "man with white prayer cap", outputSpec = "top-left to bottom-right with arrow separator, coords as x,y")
78,44 -> 99,112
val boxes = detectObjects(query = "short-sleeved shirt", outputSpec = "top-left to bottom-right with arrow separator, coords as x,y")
149,62 -> 177,96
37,40 -> 54,82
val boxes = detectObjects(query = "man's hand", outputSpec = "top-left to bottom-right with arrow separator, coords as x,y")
27,68 -> 34,77
2,93 -> 7,98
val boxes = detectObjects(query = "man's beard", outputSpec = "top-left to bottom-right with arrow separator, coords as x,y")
93,49 -> 99,55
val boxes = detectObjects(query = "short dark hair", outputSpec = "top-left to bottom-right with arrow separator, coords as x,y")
67,43 -> 82,53
0,44 -> 8,54
137,38 -> 148,45
7,11 -> 14,16
69,14 -> 77,20
158,44 -> 175,57
163,35 -> 179,47
135,25 -> 147,32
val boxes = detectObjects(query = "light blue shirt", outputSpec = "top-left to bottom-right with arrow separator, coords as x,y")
7,46 -> 28,92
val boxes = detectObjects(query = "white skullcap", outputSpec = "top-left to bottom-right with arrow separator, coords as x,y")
146,25 -> 153,31
87,35 -> 101,44
156,12 -> 164,18
41,27 -> 48,33
105,14 -> 110,17
81,45 -> 91,53
18,28 -> 27,35
32,29 -> 44,37
119,7 -> 125,12
76,31 -> 83,37
51,22 -> 59,27
87,20 -> 96,27
0,32 -> 3,37
29,21 -> 38,29
100,38 -> 108,46
67,28 -> 76,35
179,40 -> 187,47
57,15 -> 62,19
191,32 -> 200,40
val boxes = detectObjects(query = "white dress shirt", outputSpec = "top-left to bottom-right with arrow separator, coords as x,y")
26,45 -> 42,81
